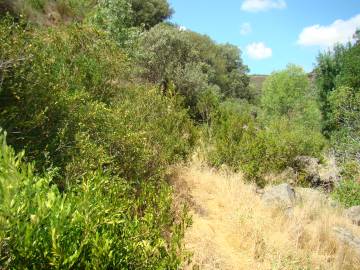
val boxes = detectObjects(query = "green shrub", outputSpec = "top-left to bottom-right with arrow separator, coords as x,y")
206,65 -> 325,186
0,133 -> 188,269
208,109 -> 325,184
207,100 -> 260,178
136,23 -> 250,121
0,19 -> 196,186
328,86 -> 360,161
332,179 -> 360,208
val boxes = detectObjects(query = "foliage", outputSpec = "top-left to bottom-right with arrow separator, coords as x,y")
89,0 -> 138,47
261,65 -> 322,129
336,44 -> 360,90
0,0 -> 96,24
0,18 -> 196,186
208,66 -> 325,184
208,104 -> 324,184
315,45 -> 349,135
136,23 -> 250,121
129,0 -> 172,29
328,86 -> 360,160
315,40 -> 360,162
332,179 -> 360,208
208,100 -> 258,171
196,85 -> 222,123
0,134 -> 188,269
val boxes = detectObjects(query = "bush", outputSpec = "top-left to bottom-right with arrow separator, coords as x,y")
328,85 -> 360,161
332,179 -> 360,208
207,100 -> 261,180
207,66 -> 325,184
208,103 -> 325,184
136,23 -> 250,121
0,19 -> 196,186
0,133 -> 188,269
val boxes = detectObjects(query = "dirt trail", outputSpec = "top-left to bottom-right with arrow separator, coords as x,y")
172,162 -> 360,270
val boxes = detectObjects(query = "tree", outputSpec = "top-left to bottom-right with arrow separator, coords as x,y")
336,43 -> 360,90
136,23 -> 250,120
129,0 -> 173,29
329,86 -> 360,160
261,65 -> 322,130
354,29 -> 360,45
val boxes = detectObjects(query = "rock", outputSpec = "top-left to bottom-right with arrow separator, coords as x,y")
293,155 -> 340,191
346,206 -> 360,226
296,187 -> 325,204
294,156 -> 319,174
333,226 -> 360,255
293,156 -> 321,185
318,154 -> 341,191
279,167 -> 297,184
262,184 -> 296,208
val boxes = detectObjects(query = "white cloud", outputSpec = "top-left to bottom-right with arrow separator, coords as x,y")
240,22 -> 252,35
298,14 -> 360,47
246,42 -> 272,60
241,0 -> 286,12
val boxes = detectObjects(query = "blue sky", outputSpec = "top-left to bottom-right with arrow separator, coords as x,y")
168,0 -> 360,74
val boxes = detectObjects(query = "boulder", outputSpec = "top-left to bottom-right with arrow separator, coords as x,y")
293,156 -> 321,185
293,155 -> 340,191
318,154 -> 341,191
278,167 -> 297,184
333,226 -> 360,255
296,187 -> 325,204
262,184 -> 296,208
346,206 -> 360,226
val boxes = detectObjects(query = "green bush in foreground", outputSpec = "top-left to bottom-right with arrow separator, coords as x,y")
0,19 -> 196,186
0,133 -> 187,269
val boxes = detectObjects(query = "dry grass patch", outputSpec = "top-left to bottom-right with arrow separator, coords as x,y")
172,161 -> 360,270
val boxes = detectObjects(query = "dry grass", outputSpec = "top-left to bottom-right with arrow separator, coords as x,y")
171,161 -> 360,270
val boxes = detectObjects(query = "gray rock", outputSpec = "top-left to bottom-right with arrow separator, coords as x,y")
294,156 -> 319,174
346,206 -> 360,226
293,156 -> 321,186
296,188 -> 325,204
333,226 -> 360,255
318,154 -> 341,191
262,184 -> 296,208
278,167 -> 297,184
293,155 -> 340,191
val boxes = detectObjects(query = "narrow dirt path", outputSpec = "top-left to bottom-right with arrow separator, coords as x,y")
172,162 -> 360,270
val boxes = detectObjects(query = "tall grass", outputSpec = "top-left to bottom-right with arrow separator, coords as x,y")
172,161 -> 360,269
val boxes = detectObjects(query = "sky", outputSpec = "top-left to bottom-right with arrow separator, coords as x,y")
168,0 -> 360,74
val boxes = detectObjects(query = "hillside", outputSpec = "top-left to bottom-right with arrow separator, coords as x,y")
173,162 -> 360,269
1,1 -> 360,269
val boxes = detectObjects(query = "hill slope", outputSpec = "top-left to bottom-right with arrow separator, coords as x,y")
172,162 -> 360,270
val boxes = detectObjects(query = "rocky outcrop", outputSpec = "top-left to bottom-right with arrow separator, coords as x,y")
296,187 -> 325,204
262,184 -> 296,208
333,226 -> 360,255
293,155 -> 340,191
293,156 -> 319,182
346,206 -> 360,226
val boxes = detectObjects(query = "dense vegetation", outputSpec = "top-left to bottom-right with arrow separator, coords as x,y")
0,1 -> 196,268
315,34 -> 360,206
207,65 -> 325,185
0,0 -> 360,268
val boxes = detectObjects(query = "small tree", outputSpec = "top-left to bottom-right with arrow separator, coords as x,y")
261,64 -> 322,130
